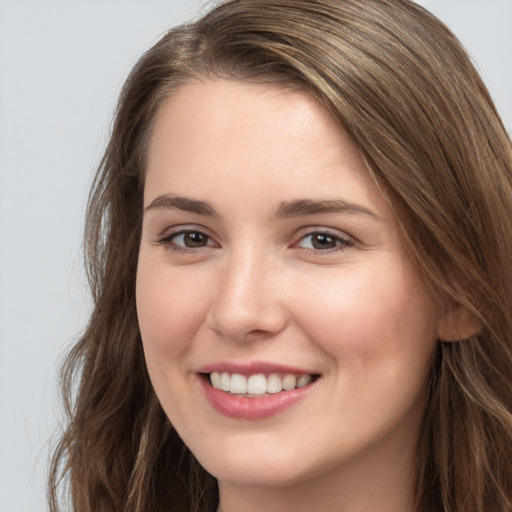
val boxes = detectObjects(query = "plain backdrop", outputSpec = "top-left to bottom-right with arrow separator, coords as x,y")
0,1 -> 510,511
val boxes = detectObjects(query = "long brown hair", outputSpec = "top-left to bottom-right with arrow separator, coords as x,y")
48,1 -> 512,511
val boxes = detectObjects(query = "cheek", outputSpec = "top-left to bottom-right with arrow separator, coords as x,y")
135,261 -> 214,429
290,259 -> 437,376
287,262 -> 438,445
135,261 -> 211,359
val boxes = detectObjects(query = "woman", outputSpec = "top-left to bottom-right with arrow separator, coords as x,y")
48,0 -> 512,511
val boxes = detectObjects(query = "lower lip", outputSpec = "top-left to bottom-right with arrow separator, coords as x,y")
199,375 -> 317,420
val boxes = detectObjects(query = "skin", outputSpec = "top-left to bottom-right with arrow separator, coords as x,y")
136,80 -> 455,512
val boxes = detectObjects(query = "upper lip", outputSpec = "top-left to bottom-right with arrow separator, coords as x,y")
197,360 -> 319,376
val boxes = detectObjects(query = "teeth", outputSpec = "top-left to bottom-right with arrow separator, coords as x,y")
266,374 -> 282,394
210,371 -> 222,389
296,375 -> 312,388
209,371 -> 314,396
282,374 -> 297,390
247,374 -> 267,394
230,373 -> 247,394
221,372 -> 231,392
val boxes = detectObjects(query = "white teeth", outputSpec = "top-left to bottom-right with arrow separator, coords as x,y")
266,374 -> 282,394
247,374 -> 267,395
229,373 -> 247,394
210,371 -> 222,389
296,375 -> 312,388
282,374 -> 297,391
209,371 -> 314,395
221,372 -> 230,391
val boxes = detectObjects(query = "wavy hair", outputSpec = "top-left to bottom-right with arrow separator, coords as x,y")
49,1 -> 512,511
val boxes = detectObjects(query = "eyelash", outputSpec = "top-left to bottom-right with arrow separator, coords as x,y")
156,228 -> 354,255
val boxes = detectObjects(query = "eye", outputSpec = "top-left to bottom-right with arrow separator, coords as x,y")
173,231 -> 210,248
296,231 -> 353,251
158,229 -> 216,251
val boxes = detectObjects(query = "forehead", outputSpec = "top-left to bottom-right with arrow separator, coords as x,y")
147,79 -> 346,160
144,79 -> 391,221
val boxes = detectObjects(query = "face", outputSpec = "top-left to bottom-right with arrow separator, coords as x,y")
136,80 -> 444,494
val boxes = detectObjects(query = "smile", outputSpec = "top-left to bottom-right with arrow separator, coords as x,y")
209,372 -> 314,396
199,366 -> 320,420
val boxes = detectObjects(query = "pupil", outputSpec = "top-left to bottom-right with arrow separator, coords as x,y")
312,234 -> 336,249
185,232 -> 207,247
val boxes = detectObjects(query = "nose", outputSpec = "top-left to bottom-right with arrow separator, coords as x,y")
206,249 -> 288,342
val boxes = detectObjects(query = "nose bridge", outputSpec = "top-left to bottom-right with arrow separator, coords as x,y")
208,243 -> 286,340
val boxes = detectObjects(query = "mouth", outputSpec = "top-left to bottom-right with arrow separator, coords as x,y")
198,362 -> 321,419
206,371 -> 320,397
200,371 -> 319,419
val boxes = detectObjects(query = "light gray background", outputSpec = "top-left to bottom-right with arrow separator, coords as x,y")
0,1 -> 510,511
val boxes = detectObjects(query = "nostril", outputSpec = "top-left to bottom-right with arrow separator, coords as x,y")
206,272 -> 288,340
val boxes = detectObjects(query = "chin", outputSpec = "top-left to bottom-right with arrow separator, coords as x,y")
193,442 -> 323,489
210,465 -> 307,489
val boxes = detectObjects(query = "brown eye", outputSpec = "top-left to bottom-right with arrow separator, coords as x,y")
182,231 -> 209,247
296,231 -> 353,252
162,230 -> 213,249
310,233 -> 338,250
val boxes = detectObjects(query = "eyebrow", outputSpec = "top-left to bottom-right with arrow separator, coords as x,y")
274,199 -> 381,221
144,194 -> 381,221
144,195 -> 219,217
